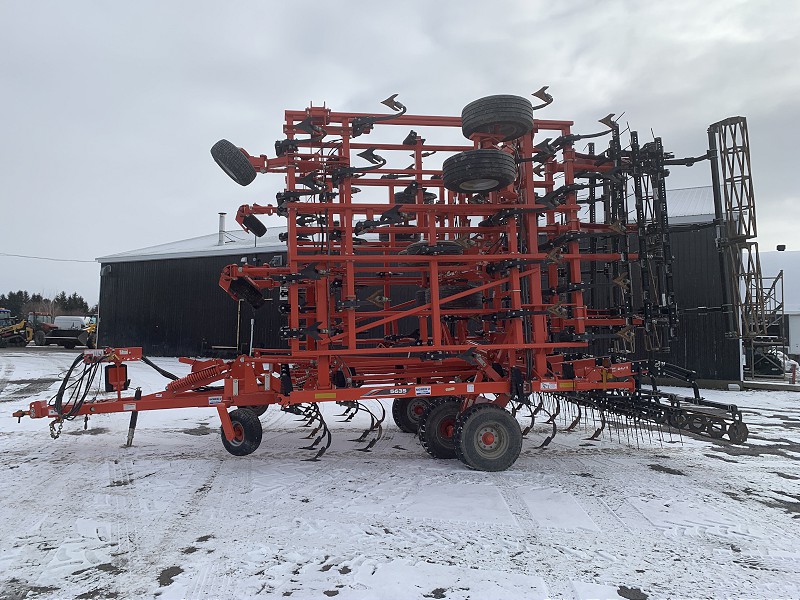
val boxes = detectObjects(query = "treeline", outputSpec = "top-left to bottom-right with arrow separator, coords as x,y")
0,290 -> 97,318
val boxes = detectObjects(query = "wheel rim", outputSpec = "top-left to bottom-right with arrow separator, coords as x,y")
460,177 -> 500,192
438,417 -> 456,440
407,399 -> 427,424
229,422 -> 245,446
474,421 -> 509,458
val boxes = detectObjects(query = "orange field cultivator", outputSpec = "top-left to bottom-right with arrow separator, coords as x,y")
15,91 -> 748,470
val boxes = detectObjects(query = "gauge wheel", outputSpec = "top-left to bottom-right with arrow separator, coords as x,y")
220,408 -> 263,456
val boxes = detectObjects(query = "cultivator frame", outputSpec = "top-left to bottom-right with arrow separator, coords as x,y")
16,91 -> 749,470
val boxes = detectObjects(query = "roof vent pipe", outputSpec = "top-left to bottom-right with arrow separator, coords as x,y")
218,212 -> 226,246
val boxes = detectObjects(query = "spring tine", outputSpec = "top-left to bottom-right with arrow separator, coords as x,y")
588,410 -> 606,440
302,408 -> 332,459
341,401 -> 362,422
356,438 -> 377,452
538,419 -> 557,448
565,403 -> 582,432
521,403 -> 536,437
304,424 -> 321,439
545,397 -> 561,424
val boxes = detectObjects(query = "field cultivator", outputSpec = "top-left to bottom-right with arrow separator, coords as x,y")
15,91 -> 748,470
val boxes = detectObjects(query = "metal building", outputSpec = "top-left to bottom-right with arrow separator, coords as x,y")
97,224 -> 286,357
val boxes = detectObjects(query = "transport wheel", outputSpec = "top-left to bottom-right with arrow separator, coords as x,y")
210,139 -> 257,186
34,330 -> 46,346
442,149 -> 517,194
727,421 -> 749,445
87,334 -> 97,349
418,397 -> 460,459
425,284 -> 482,310
220,408 -> 263,456
706,417 -> 727,439
461,95 -> 534,142
242,405 -> 268,417
64,341 -> 77,350
454,404 -> 523,472
392,397 -> 431,434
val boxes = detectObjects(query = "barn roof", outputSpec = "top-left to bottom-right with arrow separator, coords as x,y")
96,227 -> 286,264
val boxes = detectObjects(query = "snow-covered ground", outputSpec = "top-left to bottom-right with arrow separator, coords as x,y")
1,349 -> 799,600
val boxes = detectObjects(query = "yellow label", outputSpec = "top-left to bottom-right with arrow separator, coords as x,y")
558,382 -> 575,390
314,392 -> 337,399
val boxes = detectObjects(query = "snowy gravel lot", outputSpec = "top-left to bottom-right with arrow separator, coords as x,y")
1,349 -> 799,600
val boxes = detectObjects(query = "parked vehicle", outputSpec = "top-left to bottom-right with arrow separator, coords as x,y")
43,315 -> 97,349
0,308 -> 33,347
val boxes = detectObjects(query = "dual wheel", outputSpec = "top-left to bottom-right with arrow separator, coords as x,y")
411,397 -> 523,472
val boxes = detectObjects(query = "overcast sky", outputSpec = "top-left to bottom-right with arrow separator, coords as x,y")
1,0 -> 798,303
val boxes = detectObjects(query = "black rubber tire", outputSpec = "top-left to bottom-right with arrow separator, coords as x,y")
63,341 -> 77,350
33,330 -> 46,346
87,334 -> 97,349
401,240 -> 464,256
442,149 -> 517,193
0,338 -> 7,348
392,397 -> 431,434
242,405 -> 268,417
686,414 -> 707,434
418,397 -> 460,459
228,278 -> 265,309
461,95 -> 534,142
667,410 -> 687,429
728,421 -> 749,445
241,213 -> 268,237
220,408 -> 263,456
425,284 -> 482,310
454,403 -> 523,472
706,418 -> 727,439
211,139 -> 257,186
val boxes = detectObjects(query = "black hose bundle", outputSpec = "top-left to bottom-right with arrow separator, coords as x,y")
51,353 -> 103,420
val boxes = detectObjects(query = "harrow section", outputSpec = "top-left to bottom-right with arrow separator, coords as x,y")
16,91 -> 748,470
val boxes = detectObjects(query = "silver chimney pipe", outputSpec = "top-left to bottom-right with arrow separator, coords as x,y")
218,212 -> 226,246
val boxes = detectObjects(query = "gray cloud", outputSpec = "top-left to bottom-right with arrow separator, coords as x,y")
1,0 -> 797,302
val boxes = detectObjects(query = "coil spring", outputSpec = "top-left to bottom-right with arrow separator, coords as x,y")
166,364 -> 226,394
